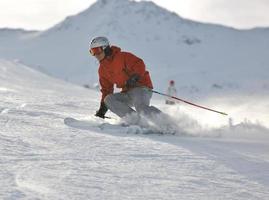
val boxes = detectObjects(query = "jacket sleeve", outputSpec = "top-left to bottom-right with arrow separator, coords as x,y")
99,69 -> 114,102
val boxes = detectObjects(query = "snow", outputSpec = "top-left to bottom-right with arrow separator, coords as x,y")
0,0 -> 269,198
1,60 -> 269,199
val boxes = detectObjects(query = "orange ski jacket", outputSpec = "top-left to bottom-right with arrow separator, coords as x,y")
98,46 -> 153,102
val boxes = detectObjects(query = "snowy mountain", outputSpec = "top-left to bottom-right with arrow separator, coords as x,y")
0,0 -> 269,95
1,58 -> 269,199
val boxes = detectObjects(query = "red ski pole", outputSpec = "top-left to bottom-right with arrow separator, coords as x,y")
151,89 -> 228,116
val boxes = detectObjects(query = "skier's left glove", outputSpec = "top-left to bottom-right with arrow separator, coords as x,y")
126,74 -> 140,88
95,102 -> 108,119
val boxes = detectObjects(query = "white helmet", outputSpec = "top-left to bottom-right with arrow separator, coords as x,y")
90,36 -> 110,49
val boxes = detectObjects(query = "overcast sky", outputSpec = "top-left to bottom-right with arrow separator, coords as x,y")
0,0 -> 269,30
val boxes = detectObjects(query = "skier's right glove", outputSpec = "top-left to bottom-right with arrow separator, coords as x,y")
95,102 -> 108,119
126,74 -> 140,88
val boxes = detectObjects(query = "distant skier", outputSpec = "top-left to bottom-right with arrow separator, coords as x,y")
165,80 -> 177,105
89,36 -> 160,119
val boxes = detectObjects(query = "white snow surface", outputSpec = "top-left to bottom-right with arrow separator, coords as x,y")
1,60 -> 269,199
1,1 -> 269,199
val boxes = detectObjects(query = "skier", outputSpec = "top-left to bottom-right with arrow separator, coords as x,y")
165,80 -> 177,105
89,36 -> 160,119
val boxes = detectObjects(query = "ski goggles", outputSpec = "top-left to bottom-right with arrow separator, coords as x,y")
90,47 -> 103,56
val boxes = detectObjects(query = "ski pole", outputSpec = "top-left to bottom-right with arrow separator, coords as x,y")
151,89 -> 228,116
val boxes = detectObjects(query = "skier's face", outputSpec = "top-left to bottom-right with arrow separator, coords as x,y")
94,51 -> 105,61
90,47 -> 105,61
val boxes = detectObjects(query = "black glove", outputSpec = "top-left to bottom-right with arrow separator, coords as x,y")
95,102 -> 108,118
126,74 -> 140,88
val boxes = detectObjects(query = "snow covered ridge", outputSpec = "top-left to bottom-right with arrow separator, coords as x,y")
1,59 -> 269,199
0,59 -> 56,86
0,0 -> 268,95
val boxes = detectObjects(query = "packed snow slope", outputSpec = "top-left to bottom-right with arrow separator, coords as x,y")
0,0 -> 269,95
1,60 -> 269,199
